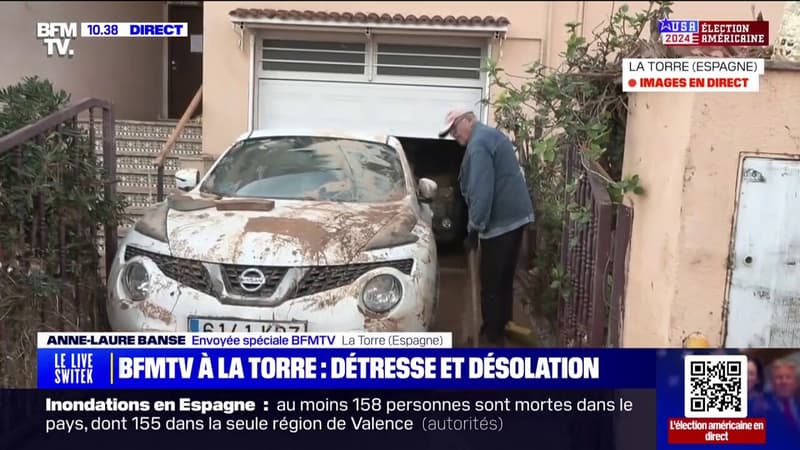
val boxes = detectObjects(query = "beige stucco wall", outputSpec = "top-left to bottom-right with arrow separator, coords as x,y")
200,1 -> 794,346
202,1 -> 787,155
621,68 -> 800,347
0,1 -> 163,120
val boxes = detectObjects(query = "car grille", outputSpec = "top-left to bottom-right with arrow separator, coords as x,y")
124,245 -> 414,302
291,259 -> 414,299
124,246 -> 215,297
222,265 -> 288,298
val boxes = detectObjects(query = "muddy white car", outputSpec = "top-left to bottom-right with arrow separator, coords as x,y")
107,130 -> 439,333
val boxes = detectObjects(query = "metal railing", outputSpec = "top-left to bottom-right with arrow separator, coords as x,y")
154,86 -> 202,201
0,98 -> 118,394
0,98 -> 118,277
558,146 -> 633,347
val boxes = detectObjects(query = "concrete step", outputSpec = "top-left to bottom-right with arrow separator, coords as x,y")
95,139 -> 202,157
80,119 -> 205,224
102,135 -> 202,145
119,192 -> 162,210
117,185 -> 168,195
79,119 -> 202,143
79,120 -> 203,164
111,154 -> 181,167
117,174 -> 177,188
116,172 -> 174,186
116,167 -> 178,176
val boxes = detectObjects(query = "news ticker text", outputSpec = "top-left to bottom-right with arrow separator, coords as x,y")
43,395 -> 635,434
34,391 -> 765,445
0,389 -> 648,449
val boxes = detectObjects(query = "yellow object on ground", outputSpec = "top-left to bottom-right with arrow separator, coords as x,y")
683,333 -> 710,348
505,321 -> 539,347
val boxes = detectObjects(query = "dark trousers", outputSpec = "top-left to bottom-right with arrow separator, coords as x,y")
478,225 -> 524,343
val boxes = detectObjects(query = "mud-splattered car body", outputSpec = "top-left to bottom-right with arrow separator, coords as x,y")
107,130 -> 439,333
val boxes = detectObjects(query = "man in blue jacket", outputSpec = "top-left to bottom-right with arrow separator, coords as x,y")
438,107 -> 535,347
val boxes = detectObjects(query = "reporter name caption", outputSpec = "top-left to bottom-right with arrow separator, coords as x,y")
43,394 -> 636,435
37,333 -> 654,389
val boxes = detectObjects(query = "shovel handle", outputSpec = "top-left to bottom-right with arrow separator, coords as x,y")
467,249 -> 481,347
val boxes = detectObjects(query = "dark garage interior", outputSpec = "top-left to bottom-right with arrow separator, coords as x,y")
397,136 -> 468,252
397,136 -> 475,344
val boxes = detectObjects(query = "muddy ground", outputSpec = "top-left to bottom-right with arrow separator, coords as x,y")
431,248 -> 555,348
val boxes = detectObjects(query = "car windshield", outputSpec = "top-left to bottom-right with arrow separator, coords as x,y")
199,136 -> 407,202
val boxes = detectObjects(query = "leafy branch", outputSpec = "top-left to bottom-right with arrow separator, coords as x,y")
484,1 -> 673,323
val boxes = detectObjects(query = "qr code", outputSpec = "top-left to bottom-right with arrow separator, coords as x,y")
684,355 -> 748,418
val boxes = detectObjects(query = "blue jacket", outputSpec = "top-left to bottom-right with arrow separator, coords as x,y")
459,122 -> 535,239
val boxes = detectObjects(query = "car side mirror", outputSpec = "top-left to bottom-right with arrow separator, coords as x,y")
175,168 -> 200,191
418,178 -> 438,204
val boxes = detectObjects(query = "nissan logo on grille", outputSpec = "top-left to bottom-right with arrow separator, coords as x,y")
238,268 -> 266,292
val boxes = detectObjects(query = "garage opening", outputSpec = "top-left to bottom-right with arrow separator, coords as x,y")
398,136 -> 472,343
398,137 -> 467,249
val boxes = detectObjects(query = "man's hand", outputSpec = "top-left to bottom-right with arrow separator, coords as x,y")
464,230 -> 478,252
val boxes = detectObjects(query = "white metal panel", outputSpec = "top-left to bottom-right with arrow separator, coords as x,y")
726,157 -> 800,347
255,32 -> 488,88
256,79 -> 482,138
370,42 -> 484,88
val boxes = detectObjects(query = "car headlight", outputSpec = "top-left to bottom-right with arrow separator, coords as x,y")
122,261 -> 150,301
361,274 -> 402,313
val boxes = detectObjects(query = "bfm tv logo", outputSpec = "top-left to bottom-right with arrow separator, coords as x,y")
36,22 -> 77,57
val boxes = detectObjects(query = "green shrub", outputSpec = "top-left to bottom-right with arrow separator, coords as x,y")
0,76 -> 128,387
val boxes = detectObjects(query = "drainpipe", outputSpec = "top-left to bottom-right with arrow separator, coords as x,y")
543,1 -> 552,68
484,38 -> 493,124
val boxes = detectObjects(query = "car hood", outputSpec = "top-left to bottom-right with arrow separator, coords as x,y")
165,196 -> 414,266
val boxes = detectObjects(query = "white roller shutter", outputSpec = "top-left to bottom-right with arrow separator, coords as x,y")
254,35 -> 486,138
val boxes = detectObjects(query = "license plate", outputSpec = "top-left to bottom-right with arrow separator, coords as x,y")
188,317 -> 307,333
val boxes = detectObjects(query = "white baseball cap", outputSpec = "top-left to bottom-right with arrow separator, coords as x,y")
438,107 -> 474,138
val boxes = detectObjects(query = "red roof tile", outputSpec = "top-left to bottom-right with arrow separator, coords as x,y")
229,8 -> 510,27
